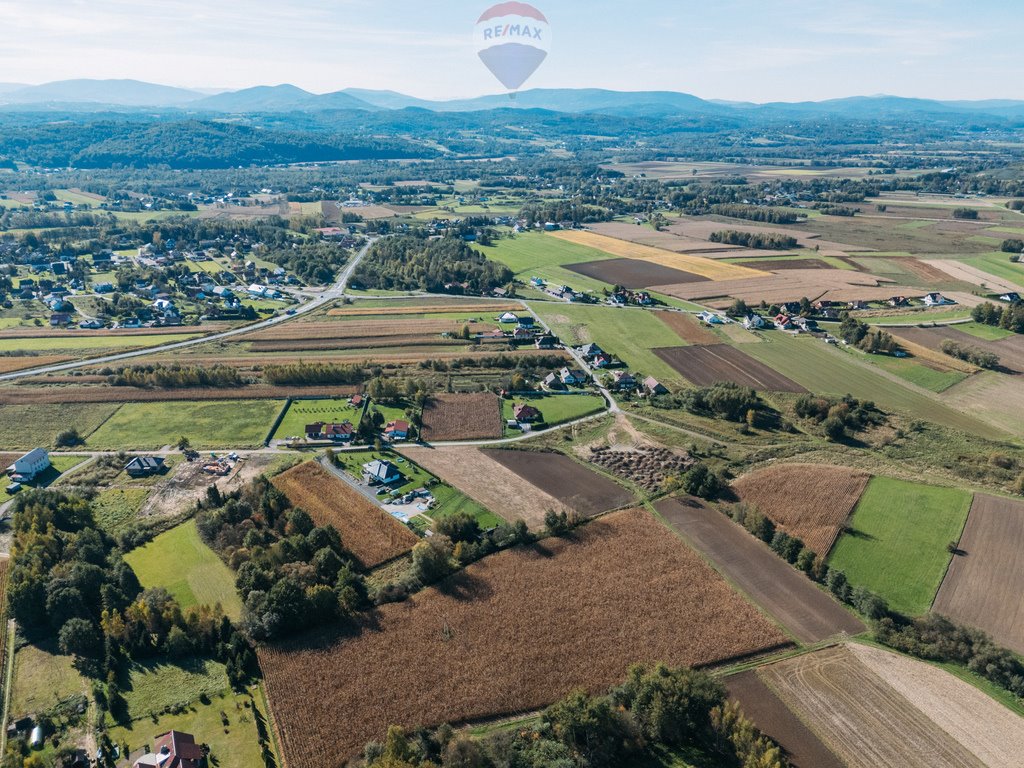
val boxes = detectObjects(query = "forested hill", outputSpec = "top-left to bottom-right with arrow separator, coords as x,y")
0,119 -> 434,169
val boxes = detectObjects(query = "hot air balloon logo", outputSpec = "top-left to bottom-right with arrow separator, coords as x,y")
474,2 -> 550,95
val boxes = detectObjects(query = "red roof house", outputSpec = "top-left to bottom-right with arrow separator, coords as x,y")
133,730 -> 203,768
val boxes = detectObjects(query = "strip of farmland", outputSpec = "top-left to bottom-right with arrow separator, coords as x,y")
565,257 -> 709,287
653,344 -> 808,393
258,509 -> 791,767
891,326 -> 1024,375
655,497 -> 865,643
420,393 -> 503,441
933,493 -> 1024,654
0,384 -> 358,405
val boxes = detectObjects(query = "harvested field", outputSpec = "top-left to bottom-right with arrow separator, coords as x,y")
483,449 -> 635,517
565,257 -> 709,287
242,319 -> 488,342
655,497 -> 865,643
400,446 -> 568,528
258,509 -> 791,766
933,494 -> 1024,654
653,344 -> 807,393
0,355 -> 71,374
922,259 -> 1024,294
0,385 -> 356,405
849,642 -> 1024,768
650,269 -> 903,308
272,462 -> 417,569
0,325 -> 226,339
549,230 -> 767,280
420,392 -> 502,441
732,464 -> 871,555
726,670 -> 843,768
760,644 -> 1016,768
891,326 -> 1024,375
327,303 -> 523,318
655,311 -> 720,344
586,445 -> 693,492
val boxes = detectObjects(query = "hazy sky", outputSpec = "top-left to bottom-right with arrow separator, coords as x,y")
0,0 -> 1021,101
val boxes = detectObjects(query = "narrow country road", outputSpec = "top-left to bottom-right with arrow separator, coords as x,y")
0,236 -> 379,383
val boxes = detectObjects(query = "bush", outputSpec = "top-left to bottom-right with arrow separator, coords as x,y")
54,428 -> 83,448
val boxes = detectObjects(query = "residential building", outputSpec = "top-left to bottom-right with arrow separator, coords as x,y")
644,377 -> 669,396
133,730 -> 203,768
513,403 -> 541,422
124,456 -> 165,478
7,449 -> 50,483
362,460 -> 402,486
385,420 -> 410,440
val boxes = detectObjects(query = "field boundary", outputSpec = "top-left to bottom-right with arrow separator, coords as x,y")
264,398 -> 293,446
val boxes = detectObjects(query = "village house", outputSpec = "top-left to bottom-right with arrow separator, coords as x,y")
578,342 -> 604,359
363,459 -> 402,486
698,311 -> 727,326
497,311 -> 520,324
513,403 -> 541,423
611,371 -> 637,391
743,314 -> 766,330
560,367 -> 587,386
888,296 -> 911,308
305,421 -> 355,442
7,448 -> 50,483
534,335 -> 556,350
923,292 -> 955,307
794,317 -> 819,332
542,372 -> 566,391
385,420 -> 410,441
133,730 -> 203,768
644,376 -> 669,396
774,314 -> 795,330
124,456 -> 165,478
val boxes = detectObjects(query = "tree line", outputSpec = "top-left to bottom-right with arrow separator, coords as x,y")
971,301 -> 1024,334
353,236 -> 512,295
708,230 -> 798,249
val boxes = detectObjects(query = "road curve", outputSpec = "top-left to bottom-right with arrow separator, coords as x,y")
0,237 -> 379,383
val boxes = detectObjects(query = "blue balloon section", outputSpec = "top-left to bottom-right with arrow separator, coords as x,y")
478,44 -> 548,92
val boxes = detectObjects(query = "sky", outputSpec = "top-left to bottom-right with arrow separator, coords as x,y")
0,0 -> 1022,101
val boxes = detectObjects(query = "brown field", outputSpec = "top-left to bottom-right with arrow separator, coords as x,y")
760,644 -> 1021,768
135,348 -> 569,369
258,509 -> 791,766
889,337 -> 979,374
483,449 -> 636,517
891,327 -> 1024,375
587,221 -> 746,254
942,372 -> 1024,438
738,258 -> 836,271
732,464 -> 871,555
587,445 -> 693,492
249,336 -> 471,353
400,445 -> 569,528
0,325 -> 227,340
653,344 -> 807,392
327,303 -> 524,317
243,319 -> 488,342
565,257 -> 709,287
0,385 -> 356,405
420,393 -> 502,442
726,670 -> 844,768
667,219 -> 870,255
656,312 -> 720,344
655,497 -> 865,643
0,355 -> 71,374
650,269 -> 905,308
272,462 -> 417,570
549,230 -> 768,280
933,494 -> 1024,654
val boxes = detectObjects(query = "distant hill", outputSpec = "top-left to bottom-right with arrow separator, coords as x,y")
191,84 -> 376,113
0,79 -> 202,107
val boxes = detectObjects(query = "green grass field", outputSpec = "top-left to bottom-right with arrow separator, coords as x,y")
124,520 -> 243,620
92,488 -> 151,534
531,303 -> 686,386
0,333 -> 199,353
961,253 -> 1024,289
739,334 -> 1005,439
273,397 -> 365,440
955,322 -> 1016,341
866,310 -> 974,325
503,393 -> 607,429
429,484 -> 505,529
9,640 -> 88,719
116,656 -> 230,721
828,477 -> 972,616
0,402 -> 120,450
856,352 -> 967,393
478,231 -> 616,294
87,400 -> 284,449
107,684 -> 272,768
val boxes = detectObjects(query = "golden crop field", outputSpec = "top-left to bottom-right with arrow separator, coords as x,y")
548,230 -> 769,281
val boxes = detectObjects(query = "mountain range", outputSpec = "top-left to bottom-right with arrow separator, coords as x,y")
3,79 -> 1024,120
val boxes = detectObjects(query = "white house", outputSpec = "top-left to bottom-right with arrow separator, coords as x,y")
8,448 -> 50,482
497,311 -> 520,324
362,460 -> 402,486
923,293 -> 955,307
698,311 -> 727,326
743,314 -> 766,330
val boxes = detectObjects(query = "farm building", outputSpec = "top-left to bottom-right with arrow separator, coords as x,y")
363,460 -> 402,486
7,449 -> 50,482
306,422 -> 355,442
133,730 -> 202,768
385,420 -> 410,440
124,456 -> 165,478
513,403 -> 541,423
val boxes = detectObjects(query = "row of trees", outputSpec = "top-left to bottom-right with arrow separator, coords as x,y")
939,339 -> 1000,369
362,664 -> 788,768
708,230 -> 798,249
708,204 -> 801,224
971,301 -> 1024,334
262,361 -> 366,387
107,363 -> 243,389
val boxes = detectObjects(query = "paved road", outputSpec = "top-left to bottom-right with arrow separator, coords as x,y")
0,237 -> 379,383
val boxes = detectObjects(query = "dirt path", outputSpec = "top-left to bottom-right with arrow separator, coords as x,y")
654,497 -> 865,643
